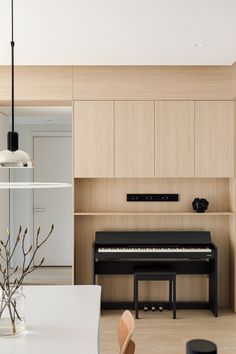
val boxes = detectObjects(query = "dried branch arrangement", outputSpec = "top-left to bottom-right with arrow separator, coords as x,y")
0,224 -> 54,334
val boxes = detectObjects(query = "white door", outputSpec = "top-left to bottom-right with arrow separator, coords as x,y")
33,136 -> 72,266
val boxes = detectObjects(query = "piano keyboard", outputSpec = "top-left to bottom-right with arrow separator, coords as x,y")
98,247 -> 212,253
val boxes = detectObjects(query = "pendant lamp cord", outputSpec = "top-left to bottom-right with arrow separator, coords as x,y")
11,0 -> 15,132
7,0 -> 19,152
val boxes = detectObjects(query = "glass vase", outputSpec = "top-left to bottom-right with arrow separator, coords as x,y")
0,287 -> 25,336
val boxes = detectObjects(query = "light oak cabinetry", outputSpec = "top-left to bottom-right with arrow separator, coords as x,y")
114,101 -> 155,177
195,101 -> 234,177
73,99 -> 236,310
155,101 -> 194,177
0,66 -> 72,102
74,100 -> 235,178
72,65 -> 236,100
73,101 -> 114,177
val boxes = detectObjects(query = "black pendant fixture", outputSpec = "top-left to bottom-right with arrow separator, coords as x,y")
0,0 -> 33,168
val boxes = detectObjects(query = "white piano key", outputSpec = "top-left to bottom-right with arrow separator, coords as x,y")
98,247 -> 212,253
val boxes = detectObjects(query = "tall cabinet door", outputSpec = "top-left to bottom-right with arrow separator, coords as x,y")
195,101 -> 234,177
73,101 -> 114,177
115,101 -> 155,177
155,101 -> 194,177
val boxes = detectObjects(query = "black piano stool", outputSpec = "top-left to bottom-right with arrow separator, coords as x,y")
186,339 -> 217,354
133,269 -> 176,319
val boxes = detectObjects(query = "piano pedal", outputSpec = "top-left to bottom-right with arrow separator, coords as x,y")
143,306 -> 149,312
151,306 -> 156,312
158,306 -> 164,312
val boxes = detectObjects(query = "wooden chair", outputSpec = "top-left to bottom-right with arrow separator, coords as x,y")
117,310 -> 135,354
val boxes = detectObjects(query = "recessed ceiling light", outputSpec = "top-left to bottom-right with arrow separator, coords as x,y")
194,43 -> 203,48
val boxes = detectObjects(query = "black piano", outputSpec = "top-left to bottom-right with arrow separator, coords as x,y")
93,231 -> 218,316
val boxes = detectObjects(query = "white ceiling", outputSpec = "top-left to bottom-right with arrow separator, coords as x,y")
0,107 -> 72,125
0,0 -> 235,66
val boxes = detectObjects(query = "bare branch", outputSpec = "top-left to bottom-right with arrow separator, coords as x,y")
36,226 -> 41,247
37,224 -> 54,248
21,228 -> 28,256
4,231 -> 11,248
25,244 -> 32,256
0,248 -> 6,262
9,226 -> 22,261
0,224 -> 54,333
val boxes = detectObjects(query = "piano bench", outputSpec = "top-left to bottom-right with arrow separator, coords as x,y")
133,270 -> 176,319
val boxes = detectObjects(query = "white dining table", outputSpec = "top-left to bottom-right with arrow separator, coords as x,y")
0,285 -> 101,354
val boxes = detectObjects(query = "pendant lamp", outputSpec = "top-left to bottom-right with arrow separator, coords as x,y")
0,0 -> 33,168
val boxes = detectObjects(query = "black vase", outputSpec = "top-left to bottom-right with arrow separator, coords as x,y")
192,198 -> 209,213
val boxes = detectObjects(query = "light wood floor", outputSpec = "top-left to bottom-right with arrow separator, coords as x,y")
100,309 -> 236,354
0,267 -> 73,285
22,266 -> 73,285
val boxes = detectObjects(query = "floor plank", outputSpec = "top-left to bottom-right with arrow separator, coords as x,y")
100,309 -> 236,354
21,266 -> 72,285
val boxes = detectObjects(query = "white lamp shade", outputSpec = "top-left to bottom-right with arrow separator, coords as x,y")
0,149 -> 33,168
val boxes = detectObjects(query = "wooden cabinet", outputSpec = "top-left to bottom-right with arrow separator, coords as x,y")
155,101 -> 194,177
73,101 -> 114,177
0,66 -> 72,102
73,100 -> 235,178
115,101 -> 155,177
195,101 -> 234,177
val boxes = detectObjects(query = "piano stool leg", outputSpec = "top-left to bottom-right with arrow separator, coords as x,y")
134,275 -> 139,319
169,280 -> 172,310
173,277 -> 176,319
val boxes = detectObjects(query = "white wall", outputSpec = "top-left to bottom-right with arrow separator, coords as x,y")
0,113 -> 9,244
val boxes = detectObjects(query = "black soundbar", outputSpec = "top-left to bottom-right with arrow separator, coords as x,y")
127,193 -> 179,202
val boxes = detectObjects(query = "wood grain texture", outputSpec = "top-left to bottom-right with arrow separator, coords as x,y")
155,101 -> 194,177
74,212 -> 234,216
74,178 -> 230,213
229,214 -> 236,311
0,64 -> 236,102
73,65 -> 236,100
101,310 -> 236,354
195,101 -> 235,177
117,310 -> 135,354
0,66 -> 73,101
74,215 -> 229,307
73,101 -> 114,177
115,101 -> 154,177
0,101 -> 72,107
228,100 -> 236,310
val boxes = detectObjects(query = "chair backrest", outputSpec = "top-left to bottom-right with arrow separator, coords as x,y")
117,310 -> 135,354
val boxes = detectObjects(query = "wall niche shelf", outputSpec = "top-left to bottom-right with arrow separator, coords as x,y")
74,211 -> 234,216
74,175 -> 236,310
